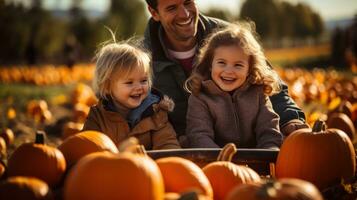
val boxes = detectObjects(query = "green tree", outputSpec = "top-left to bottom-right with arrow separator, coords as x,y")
0,1 -> 30,64
293,3 -> 314,39
105,0 -> 148,39
204,8 -> 233,22
239,0 -> 280,40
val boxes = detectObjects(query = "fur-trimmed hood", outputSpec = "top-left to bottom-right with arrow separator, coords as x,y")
153,95 -> 175,112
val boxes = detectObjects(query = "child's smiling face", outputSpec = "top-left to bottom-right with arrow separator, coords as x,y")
211,45 -> 250,92
111,67 -> 149,109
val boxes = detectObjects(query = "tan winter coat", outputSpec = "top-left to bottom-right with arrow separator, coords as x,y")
186,80 -> 283,149
83,96 -> 180,150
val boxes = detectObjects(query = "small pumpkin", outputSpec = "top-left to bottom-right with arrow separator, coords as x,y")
202,143 -> 261,200
156,157 -> 213,199
0,176 -> 53,200
61,121 -> 84,139
7,131 -> 66,187
58,130 -> 118,167
226,178 -> 323,200
327,112 -> 356,142
276,120 -> 356,189
64,150 -> 164,200
73,103 -> 89,123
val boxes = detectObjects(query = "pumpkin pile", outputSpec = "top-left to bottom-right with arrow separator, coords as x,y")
0,124 -> 355,199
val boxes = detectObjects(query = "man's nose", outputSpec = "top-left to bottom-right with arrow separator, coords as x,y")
178,6 -> 190,18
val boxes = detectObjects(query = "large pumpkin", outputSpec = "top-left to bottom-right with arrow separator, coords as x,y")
7,131 -> 66,187
0,176 -> 53,200
202,143 -> 261,200
226,178 -> 323,200
276,120 -> 356,189
156,157 -> 213,199
58,130 -> 118,167
64,151 -> 164,200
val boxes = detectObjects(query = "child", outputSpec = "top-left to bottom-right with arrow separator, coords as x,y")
185,22 -> 283,149
83,40 -> 180,150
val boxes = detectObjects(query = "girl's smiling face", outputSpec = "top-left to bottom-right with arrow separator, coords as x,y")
211,45 -> 250,92
111,67 -> 149,109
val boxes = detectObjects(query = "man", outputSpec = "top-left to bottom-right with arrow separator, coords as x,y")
143,0 -> 308,146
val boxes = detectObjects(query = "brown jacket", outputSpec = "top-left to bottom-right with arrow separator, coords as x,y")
83,96 -> 180,150
186,80 -> 283,149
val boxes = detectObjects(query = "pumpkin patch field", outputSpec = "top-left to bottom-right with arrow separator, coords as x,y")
0,64 -> 356,200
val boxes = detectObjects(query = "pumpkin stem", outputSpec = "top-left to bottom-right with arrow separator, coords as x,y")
257,179 -> 281,198
217,143 -> 237,162
312,119 -> 327,133
118,137 -> 139,152
35,130 -> 45,144
134,145 -> 147,156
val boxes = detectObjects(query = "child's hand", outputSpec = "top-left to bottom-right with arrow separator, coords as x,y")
281,119 -> 310,137
189,73 -> 203,95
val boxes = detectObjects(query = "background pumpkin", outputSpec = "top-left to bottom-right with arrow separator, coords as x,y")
276,120 -> 356,189
327,112 -> 356,142
225,178 -> 323,200
57,130 -> 118,167
0,176 -> 54,200
64,151 -> 164,200
7,131 -> 66,187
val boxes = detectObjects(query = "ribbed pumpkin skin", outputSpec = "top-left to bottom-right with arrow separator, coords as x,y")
156,157 -> 213,199
276,128 -> 356,189
0,176 -> 53,200
226,178 -> 323,200
203,161 -> 260,200
58,131 -> 118,167
7,143 -> 66,187
64,151 -> 164,200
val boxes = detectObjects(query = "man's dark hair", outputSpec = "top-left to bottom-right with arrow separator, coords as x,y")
146,0 -> 157,10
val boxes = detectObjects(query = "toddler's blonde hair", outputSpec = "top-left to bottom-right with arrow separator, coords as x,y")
93,40 -> 152,100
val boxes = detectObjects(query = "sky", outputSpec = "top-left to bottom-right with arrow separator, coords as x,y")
40,0 -> 357,21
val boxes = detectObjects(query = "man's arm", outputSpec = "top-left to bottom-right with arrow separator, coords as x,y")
269,80 -> 310,136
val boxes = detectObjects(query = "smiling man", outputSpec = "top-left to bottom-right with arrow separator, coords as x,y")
143,0 -> 309,147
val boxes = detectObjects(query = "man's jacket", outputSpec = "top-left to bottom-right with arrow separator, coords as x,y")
143,14 -> 306,138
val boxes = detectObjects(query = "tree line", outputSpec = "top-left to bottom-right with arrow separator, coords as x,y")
0,0 -> 327,65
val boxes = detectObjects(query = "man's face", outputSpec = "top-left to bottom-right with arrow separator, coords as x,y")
149,0 -> 199,47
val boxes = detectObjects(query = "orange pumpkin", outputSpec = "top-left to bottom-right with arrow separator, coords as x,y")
202,143 -> 261,200
7,131 -> 66,187
327,112 -> 356,142
156,157 -> 213,199
64,151 -> 164,200
58,130 -> 118,167
0,128 -> 14,146
73,103 -> 90,123
276,120 -> 356,189
0,176 -> 53,200
226,178 -> 323,200
61,121 -> 84,139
